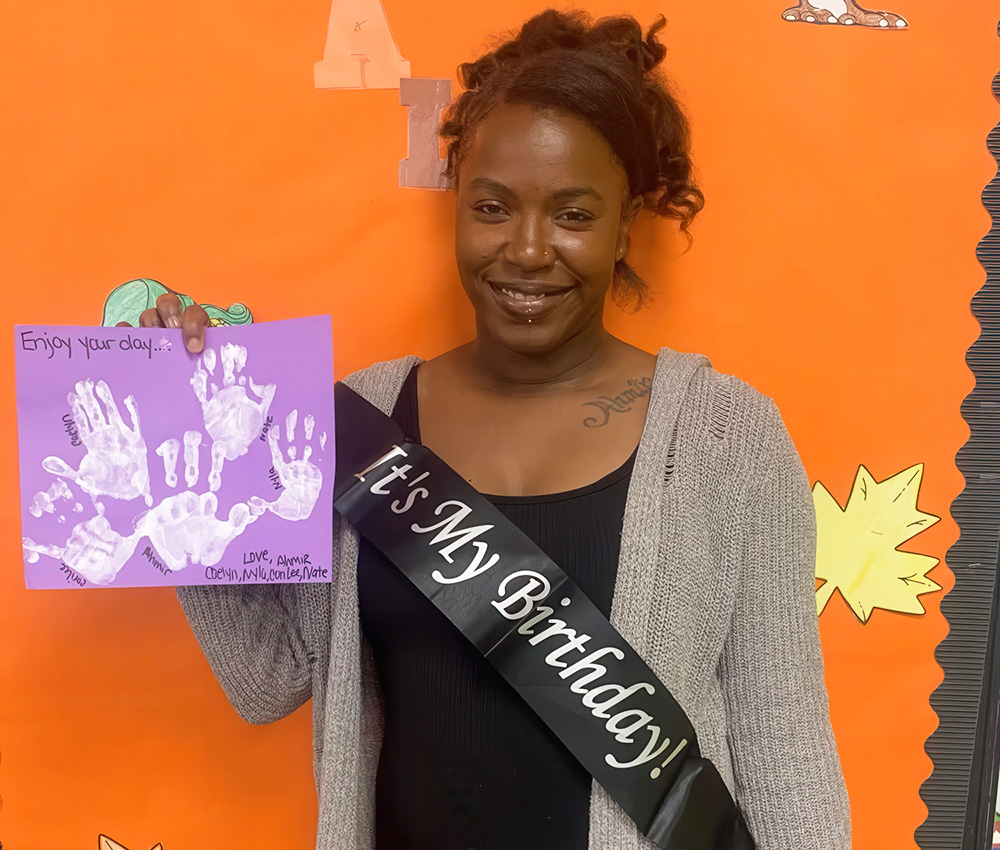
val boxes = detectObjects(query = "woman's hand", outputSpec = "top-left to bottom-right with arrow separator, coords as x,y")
117,292 -> 209,354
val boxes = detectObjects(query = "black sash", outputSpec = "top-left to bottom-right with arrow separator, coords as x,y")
333,382 -> 755,849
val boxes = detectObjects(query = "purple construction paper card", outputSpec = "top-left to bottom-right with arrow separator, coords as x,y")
15,316 -> 335,589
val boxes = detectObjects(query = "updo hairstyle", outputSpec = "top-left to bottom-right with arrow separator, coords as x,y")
440,9 -> 705,308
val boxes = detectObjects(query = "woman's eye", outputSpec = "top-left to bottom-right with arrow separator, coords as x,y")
559,210 -> 594,224
475,202 -> 507,217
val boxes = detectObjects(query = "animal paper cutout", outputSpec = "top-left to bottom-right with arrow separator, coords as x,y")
782,0 -> 908,27
101,279 -> 252,329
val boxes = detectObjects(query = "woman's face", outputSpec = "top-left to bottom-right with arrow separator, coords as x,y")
454,103 -> 636,356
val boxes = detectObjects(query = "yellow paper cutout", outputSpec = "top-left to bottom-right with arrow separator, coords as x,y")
99,835 -> 163,850
813,463 -> 941,623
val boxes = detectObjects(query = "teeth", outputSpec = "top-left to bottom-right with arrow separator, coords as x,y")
501,288 -> 545,302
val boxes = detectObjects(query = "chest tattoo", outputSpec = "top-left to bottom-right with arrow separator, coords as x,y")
581,377 -> 653,428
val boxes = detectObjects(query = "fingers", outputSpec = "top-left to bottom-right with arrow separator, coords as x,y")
220,342 -> 245,386
76,379 -> 107,430
42,456 -> 78,479
116,321 -> 132,328
123,394 -> 143,436
139,308 -> 166,328
95,380 -> 128,433
156,438 -> 180,488
182,303 -> 209,354
69,391 -> 93,439
140,297 -> 208,353
155,293 -> 184,329
209,442 -> 226,493
249,377 -> 276,406
267,426 -> 285,472
183,430 -> 203,488
197,491 -> 219,517
248,495 -> 269,517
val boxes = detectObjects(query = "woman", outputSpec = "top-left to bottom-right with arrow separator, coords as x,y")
154,10 -> 850,849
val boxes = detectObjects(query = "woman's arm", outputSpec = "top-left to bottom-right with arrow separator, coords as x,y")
137,295 -> 315,723
176,582 -> 317,724
719,400 -> 851,848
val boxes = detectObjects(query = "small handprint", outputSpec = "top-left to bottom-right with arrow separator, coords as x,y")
249,410 -> 323,522
155,429 -> 227,493
23,502 -> 141,584
28,479 -> 83,520
137,490 -> 255,571
141,429 -> 255,569
42,379 -> 152,506
191,343 -> 276,464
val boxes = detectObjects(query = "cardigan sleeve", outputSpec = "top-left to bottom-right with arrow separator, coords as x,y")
176,582 -> 315,724
173,355 -> 419,727
718,399 -> 851,848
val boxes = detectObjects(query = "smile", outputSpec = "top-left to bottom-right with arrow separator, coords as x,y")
499,287 -> 547,303
487,281 -> 571,320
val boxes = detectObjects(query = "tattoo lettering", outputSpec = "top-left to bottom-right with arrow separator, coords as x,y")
582,377 -> 653,428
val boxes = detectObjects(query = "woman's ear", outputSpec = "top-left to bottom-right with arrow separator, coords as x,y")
617,196 -> 644,257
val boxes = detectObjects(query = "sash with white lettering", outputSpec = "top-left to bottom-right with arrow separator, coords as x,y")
333,382 -> 755,850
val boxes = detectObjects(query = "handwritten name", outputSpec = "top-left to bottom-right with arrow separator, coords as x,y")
62,413 -> 81,447
141,545 -> 172,576
582,377 -> 653,428
206,562 -> 328,583
59,562 -> 87,587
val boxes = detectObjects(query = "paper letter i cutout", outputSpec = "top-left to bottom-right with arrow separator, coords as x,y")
314,0 -> 411,89
399,78 -> 452,190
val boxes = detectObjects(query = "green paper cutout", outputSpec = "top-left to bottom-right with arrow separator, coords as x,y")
101,279 -> 253,328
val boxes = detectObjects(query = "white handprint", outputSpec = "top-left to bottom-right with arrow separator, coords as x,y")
23,502 -> 141,584
156,428 -> 227,493
249,411 -> 323,522
28,479 -> 82,519
137,490 -> 255,571
191,343 -> 276,465
42,379 -> 152,506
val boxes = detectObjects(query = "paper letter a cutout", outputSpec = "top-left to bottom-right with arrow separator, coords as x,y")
314,0 -> 411,89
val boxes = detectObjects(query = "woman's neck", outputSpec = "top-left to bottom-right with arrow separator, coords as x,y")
461,326 -> 621,395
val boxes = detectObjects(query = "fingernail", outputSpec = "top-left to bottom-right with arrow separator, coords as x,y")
186,338 -> 203,354
167,316 -> 182,329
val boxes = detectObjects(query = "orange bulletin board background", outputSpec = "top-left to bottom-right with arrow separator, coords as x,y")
1,2 -> 996,848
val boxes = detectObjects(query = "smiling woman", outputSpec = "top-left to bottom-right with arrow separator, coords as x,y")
168,8 -> 851,850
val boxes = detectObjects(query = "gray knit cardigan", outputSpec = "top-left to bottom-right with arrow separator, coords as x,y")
177,348 -> 851,850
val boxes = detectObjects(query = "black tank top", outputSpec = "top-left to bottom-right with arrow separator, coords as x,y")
357,365 -> 633,850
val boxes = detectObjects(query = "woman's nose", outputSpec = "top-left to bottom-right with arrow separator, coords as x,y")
504,216 -> 553,271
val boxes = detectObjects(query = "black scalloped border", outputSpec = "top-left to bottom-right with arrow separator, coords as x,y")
916,24 -> 1000,850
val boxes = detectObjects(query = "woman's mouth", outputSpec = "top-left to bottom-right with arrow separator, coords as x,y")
488,282 -> 569,320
